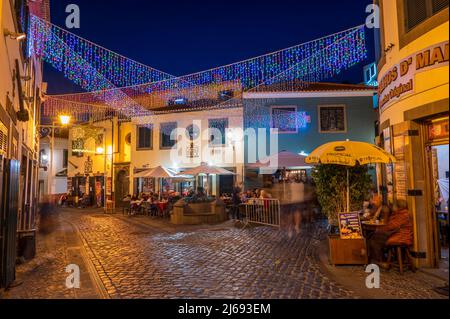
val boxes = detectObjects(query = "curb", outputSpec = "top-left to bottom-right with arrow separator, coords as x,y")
62,219 -> 111,299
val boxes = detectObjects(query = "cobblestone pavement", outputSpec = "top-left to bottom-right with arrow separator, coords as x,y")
3,208 -> 447,299
2,212 -> 100,299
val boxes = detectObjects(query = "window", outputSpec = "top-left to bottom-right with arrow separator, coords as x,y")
0,121 -> 8,155
185,124 -> 200,141
137,125 -> 153,150
318,105 -> 347,133
63,149 -> 68,168
270,106 -> 298,134
405,0 -> 449,31
209,118 -> 228,146
160,122 -> 177,149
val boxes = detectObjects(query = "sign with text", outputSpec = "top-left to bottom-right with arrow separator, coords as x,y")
378,41 -> 449,112
338,211 -> 363,239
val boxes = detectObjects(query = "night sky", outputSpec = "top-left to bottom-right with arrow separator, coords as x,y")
44,0 -> 375,95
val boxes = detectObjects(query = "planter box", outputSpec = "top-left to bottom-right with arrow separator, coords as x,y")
171,199 -> 227,225
328,234 -> 368,266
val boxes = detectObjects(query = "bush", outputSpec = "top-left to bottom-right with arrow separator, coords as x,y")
311,164 -> 372,225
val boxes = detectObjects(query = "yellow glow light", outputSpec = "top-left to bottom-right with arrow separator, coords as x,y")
96,147 -> 104,154
59,115 -> 71,125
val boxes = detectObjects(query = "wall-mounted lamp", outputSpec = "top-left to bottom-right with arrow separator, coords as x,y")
4,28 -> 26,41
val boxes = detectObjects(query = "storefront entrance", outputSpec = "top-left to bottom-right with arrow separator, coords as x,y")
426,117 -> 449,270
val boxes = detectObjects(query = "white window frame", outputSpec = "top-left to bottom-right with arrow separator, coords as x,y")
270,106 -> 298,134
318,104 -> 348,134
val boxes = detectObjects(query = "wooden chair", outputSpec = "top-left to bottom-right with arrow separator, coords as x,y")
385,245 -> 416,274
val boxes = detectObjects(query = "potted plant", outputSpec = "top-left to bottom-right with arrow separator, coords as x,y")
312,164 -> 372,265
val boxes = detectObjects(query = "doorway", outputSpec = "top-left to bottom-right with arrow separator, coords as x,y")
115,169 -> 129,208
429,143 -> 449,270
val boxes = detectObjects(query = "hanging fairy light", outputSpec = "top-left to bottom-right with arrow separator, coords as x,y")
30,13 -> 367,123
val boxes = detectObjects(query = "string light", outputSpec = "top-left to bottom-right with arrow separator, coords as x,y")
29,13 -> 367,122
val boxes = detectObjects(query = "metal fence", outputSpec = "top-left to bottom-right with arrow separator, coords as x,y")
244,198 -> 281,229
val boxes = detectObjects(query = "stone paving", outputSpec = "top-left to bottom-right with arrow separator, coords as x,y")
2,207 -> 448,299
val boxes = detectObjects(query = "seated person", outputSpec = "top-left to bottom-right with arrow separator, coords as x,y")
367,200 -> 413,265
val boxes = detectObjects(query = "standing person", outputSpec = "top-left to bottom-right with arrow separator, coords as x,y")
231,183 -> 242,220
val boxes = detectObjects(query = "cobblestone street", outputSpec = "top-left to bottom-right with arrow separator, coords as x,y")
2,208 -> 447,299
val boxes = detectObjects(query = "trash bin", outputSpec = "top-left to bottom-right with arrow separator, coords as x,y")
17,231 -> 36,261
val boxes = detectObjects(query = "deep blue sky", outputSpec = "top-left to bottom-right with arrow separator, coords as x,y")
44,0 -> 375,94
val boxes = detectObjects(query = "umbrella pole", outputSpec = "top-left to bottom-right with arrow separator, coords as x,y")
346,168 -> 350,212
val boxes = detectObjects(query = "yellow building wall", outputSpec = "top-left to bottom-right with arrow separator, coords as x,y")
379,3 -> 449,125
378,1 -> 449,268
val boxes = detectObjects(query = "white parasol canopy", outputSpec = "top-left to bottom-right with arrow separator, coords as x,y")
247,150 -> 310,169
180,162 -> 236,176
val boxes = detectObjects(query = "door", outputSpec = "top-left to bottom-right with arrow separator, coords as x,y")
0,159 -> 20,288
115,170 -> 129,207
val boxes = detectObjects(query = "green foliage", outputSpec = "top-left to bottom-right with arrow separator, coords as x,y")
311,164 -> 372,225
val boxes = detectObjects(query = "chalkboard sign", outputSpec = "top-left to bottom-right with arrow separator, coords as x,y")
338,211 -> 363,239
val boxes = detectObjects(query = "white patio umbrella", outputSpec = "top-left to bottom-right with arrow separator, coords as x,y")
134,166 -> 183,199
180,162 -> 236,195
247,150 -> 311,169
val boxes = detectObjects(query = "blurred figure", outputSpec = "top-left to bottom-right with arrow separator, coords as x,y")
231,182 -> 242,220
367,200 -> 413,265
38,199 -> 57,235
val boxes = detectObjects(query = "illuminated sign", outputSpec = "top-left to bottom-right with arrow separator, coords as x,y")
378,41 -> 449,112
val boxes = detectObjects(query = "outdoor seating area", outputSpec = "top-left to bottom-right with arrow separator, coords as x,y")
121,191 -> 180,218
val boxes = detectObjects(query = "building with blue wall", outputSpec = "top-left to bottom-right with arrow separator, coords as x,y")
242,82 -> 378,187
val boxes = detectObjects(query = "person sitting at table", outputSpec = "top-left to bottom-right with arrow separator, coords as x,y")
367,200 -> 413,265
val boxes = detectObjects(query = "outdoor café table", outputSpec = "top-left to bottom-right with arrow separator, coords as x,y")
361,220 -> 386,238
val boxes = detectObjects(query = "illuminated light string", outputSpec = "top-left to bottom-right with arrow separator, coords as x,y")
31,13 -> 367,122
42,28 -> 367,123
30,14 -> 365,92
28,15 -> 175,90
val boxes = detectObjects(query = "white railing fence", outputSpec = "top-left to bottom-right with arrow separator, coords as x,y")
244,198 -> 281,228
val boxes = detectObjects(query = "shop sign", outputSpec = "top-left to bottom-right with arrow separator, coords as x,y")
338,211 -> 363,239
429,119 -> 449,141
378,41 -> 449,112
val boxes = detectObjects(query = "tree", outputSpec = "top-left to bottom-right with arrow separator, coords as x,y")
312,164 -> 372,226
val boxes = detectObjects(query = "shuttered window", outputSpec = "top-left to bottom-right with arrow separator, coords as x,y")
405,0 -> 449,31
432,0 -> 449,13
406,0 -> 429,30
137,125 -> 153,150
0,121 -> 8,155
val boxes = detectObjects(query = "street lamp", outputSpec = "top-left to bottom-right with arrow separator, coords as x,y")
59,115 -> 71,126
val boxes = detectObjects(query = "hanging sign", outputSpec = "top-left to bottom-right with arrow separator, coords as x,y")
378,41 -> 449,112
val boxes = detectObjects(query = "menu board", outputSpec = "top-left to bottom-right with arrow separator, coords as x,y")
338,211 -> 363,239
106,177 -> 112,195
393,135 -> 407,201
394,163 -> 408,200
383,127 -> 394,202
